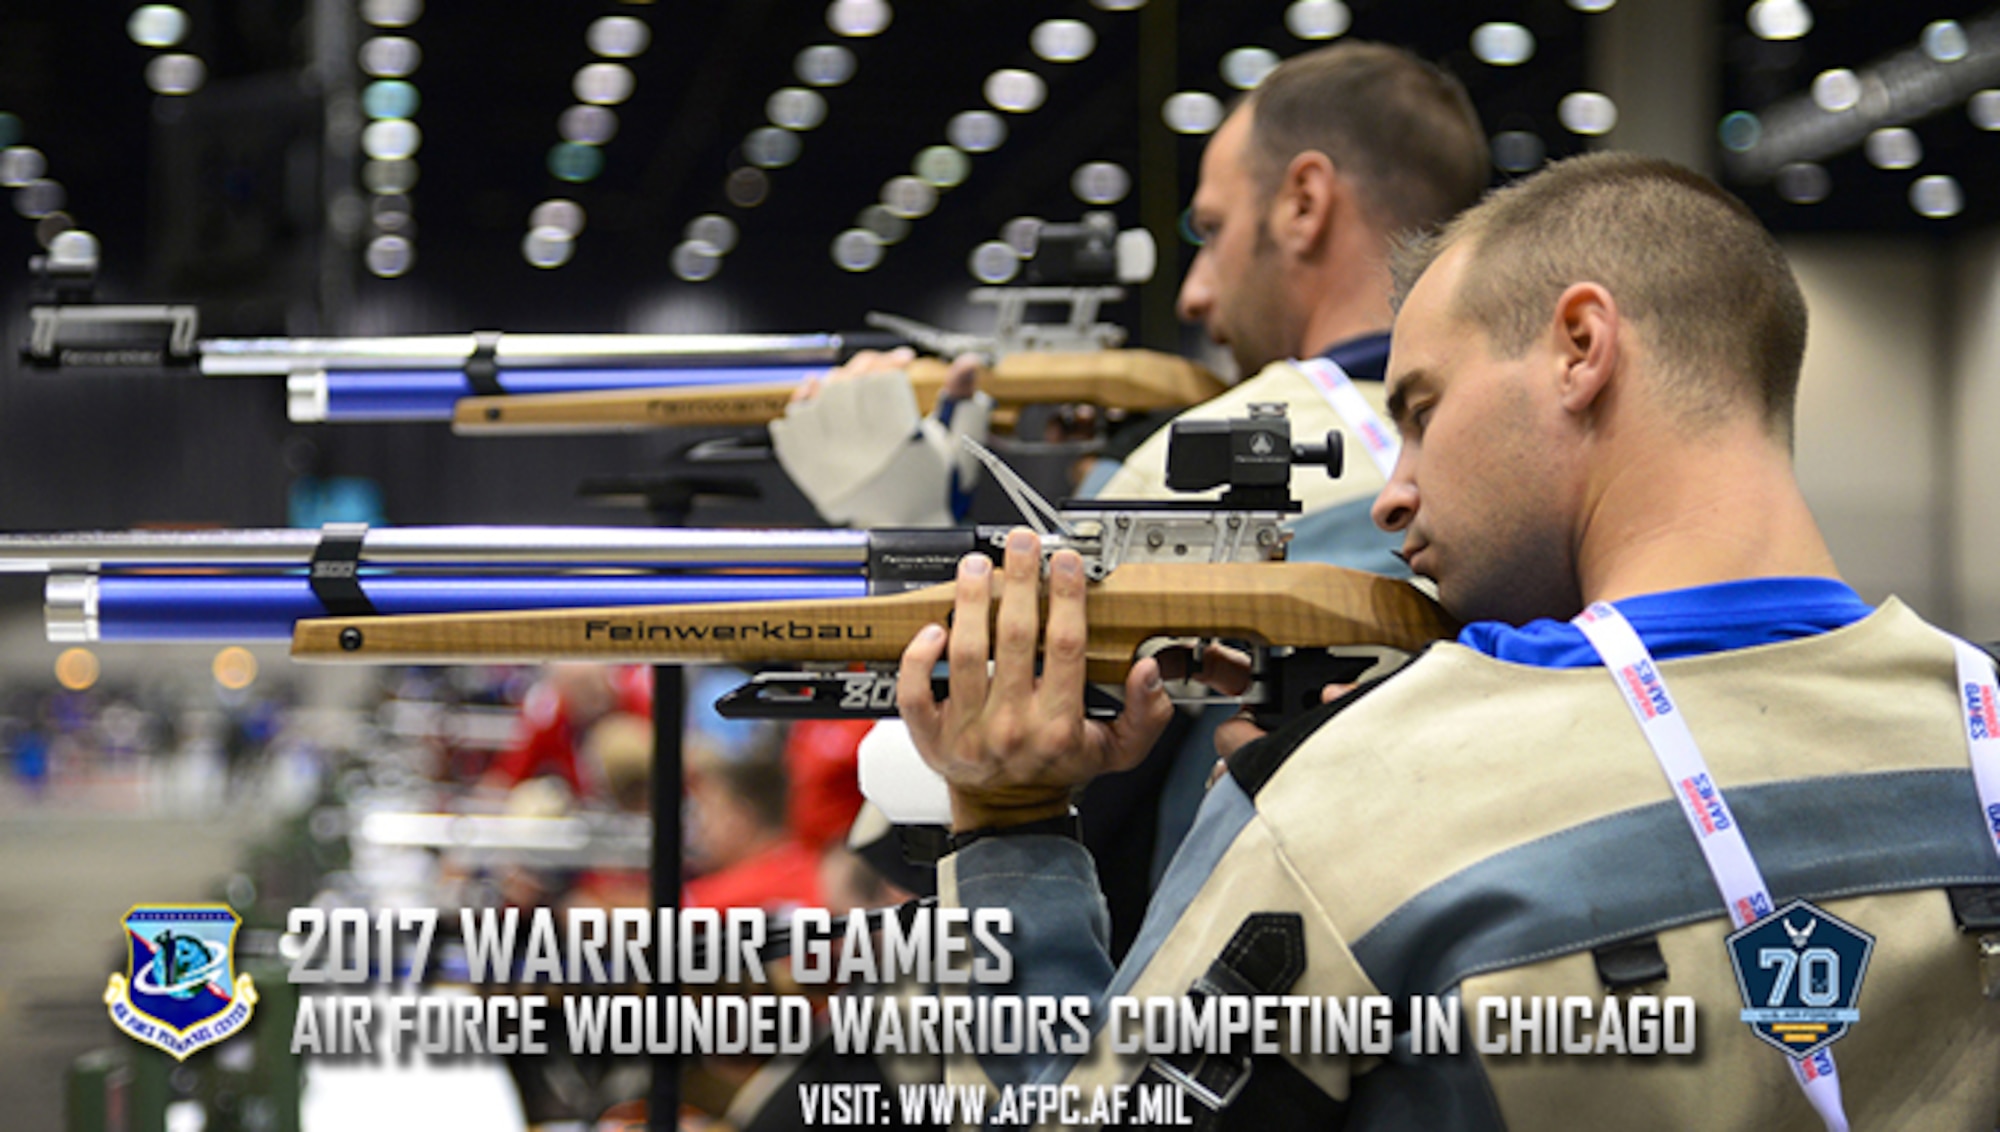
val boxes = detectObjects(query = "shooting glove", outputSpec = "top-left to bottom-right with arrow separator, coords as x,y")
770,367 -> 991,528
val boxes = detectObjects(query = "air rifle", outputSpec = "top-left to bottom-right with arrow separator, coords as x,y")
296,407 -> 1454,724
22,298 -> 1217,429
4,409 -> 1452,724
21,223 -> 1220,430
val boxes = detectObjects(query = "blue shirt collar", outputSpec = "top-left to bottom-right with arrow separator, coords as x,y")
1457,577 -> 1876,669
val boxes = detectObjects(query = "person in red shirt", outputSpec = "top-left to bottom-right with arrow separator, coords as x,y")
483,665 -> 651,797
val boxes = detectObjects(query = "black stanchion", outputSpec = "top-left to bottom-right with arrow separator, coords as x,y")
649,664 -> 685,1132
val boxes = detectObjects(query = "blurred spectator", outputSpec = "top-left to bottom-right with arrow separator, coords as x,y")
682,730 -> 822,911
482,665 -> 650,796
782,720 -> 868,851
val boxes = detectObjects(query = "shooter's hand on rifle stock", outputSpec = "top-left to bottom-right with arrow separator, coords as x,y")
895,528 -> 1173,833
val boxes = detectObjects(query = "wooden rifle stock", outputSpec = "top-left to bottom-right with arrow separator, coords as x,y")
447,350 -> 1224,435
291,562 -> 1453,681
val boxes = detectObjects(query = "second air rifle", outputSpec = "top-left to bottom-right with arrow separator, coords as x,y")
22,222 -> 1221,432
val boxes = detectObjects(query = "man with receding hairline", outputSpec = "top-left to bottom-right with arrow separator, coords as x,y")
1095,41 -> 1490,576
898,153 -> 2000,1127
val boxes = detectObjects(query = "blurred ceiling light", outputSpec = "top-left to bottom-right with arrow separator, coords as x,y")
1072,161 -> 1131,205
1774,161 -> 1830,203
13,179 -> 64,219
1221,47 -> 1280,90
947,110 -> 1006,152
915,145 -> 970,188
146,54 -> 207,95
1718,111 -> 1762,152
530,198 -> 585,237
362,80 -> 420,120
672,240 -> 722,281
881,175 -> 938,219
558,104 -> 618,144
360,0 -> 422,29
362,158 -> 418,193
743,126 -> 802,168
1811,68 -> 1860,112
573,63 -> 635,106
0,146 -> 47,188
1910,174 -> 1962,218
1031,19 -> 1096,63
1490,130 -> 1545,172
1558,91 -> 1618,135
212,647 -> 258,690
1747,0 -> 1812,41
587,15 -> 651,59
1923,20 -> 1969,63
55,648 -> 98,692
686,213 -> 738,255
1162,90 -> 1224,134
984,69 -> 1047,113
359,36 -> 421,78
127,5 -> 189,48
361,118 -> 421,159
1864,126 -> 1921,168
767,88 -> 827,131
970,240 -> 1020,284
1091,0 -> 1146,9
1471,23 -> 1535,66
1970,89 -> 2000,129
522,226 -> 574,269
725,166 -> 770,206
831,228 -> 884,271
365,234 -> 414,277
827,0 -> 892,37
858,204 -> 910,244
35,210 -> 75,247
1002,216 -> 1043,257
1568,0 -> 1615,10
1285,0 -> 1351,41
796,44 -> 856,87
547,141 -> 604,182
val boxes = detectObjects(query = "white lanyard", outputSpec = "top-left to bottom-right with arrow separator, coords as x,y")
1293,357 -> 1399,479
1947,636 -> 2000,865
1572,601 -> 1850,1132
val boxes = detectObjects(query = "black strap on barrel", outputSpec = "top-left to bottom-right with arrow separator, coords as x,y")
464,330 -> 504,395
309,523 -> 376,617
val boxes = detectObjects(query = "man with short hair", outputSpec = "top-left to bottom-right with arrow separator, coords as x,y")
789,43 -> 1493,956
1094,42 -> 1490,575
898,153 -> 2000,1127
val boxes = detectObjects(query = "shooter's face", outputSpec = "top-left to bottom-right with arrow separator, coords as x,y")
1177,109 -> 1295,379
1372,244 -> 1580,625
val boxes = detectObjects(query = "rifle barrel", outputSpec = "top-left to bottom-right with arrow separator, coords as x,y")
0,526 -> 870,573
48,574 -> 869,642
197,332 -> 848,375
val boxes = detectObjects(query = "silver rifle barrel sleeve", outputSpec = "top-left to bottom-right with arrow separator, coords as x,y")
46,574 -> 98,642
198,332 -> 845,375
0,527 -> 871,572
287,371 -> 329,422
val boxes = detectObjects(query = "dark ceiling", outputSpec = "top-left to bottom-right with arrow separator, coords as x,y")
0,1 -> 1987,539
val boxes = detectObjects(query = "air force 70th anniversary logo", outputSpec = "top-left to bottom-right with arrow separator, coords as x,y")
104,905 -> 258,1060
1726,899 -> 1873,1061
